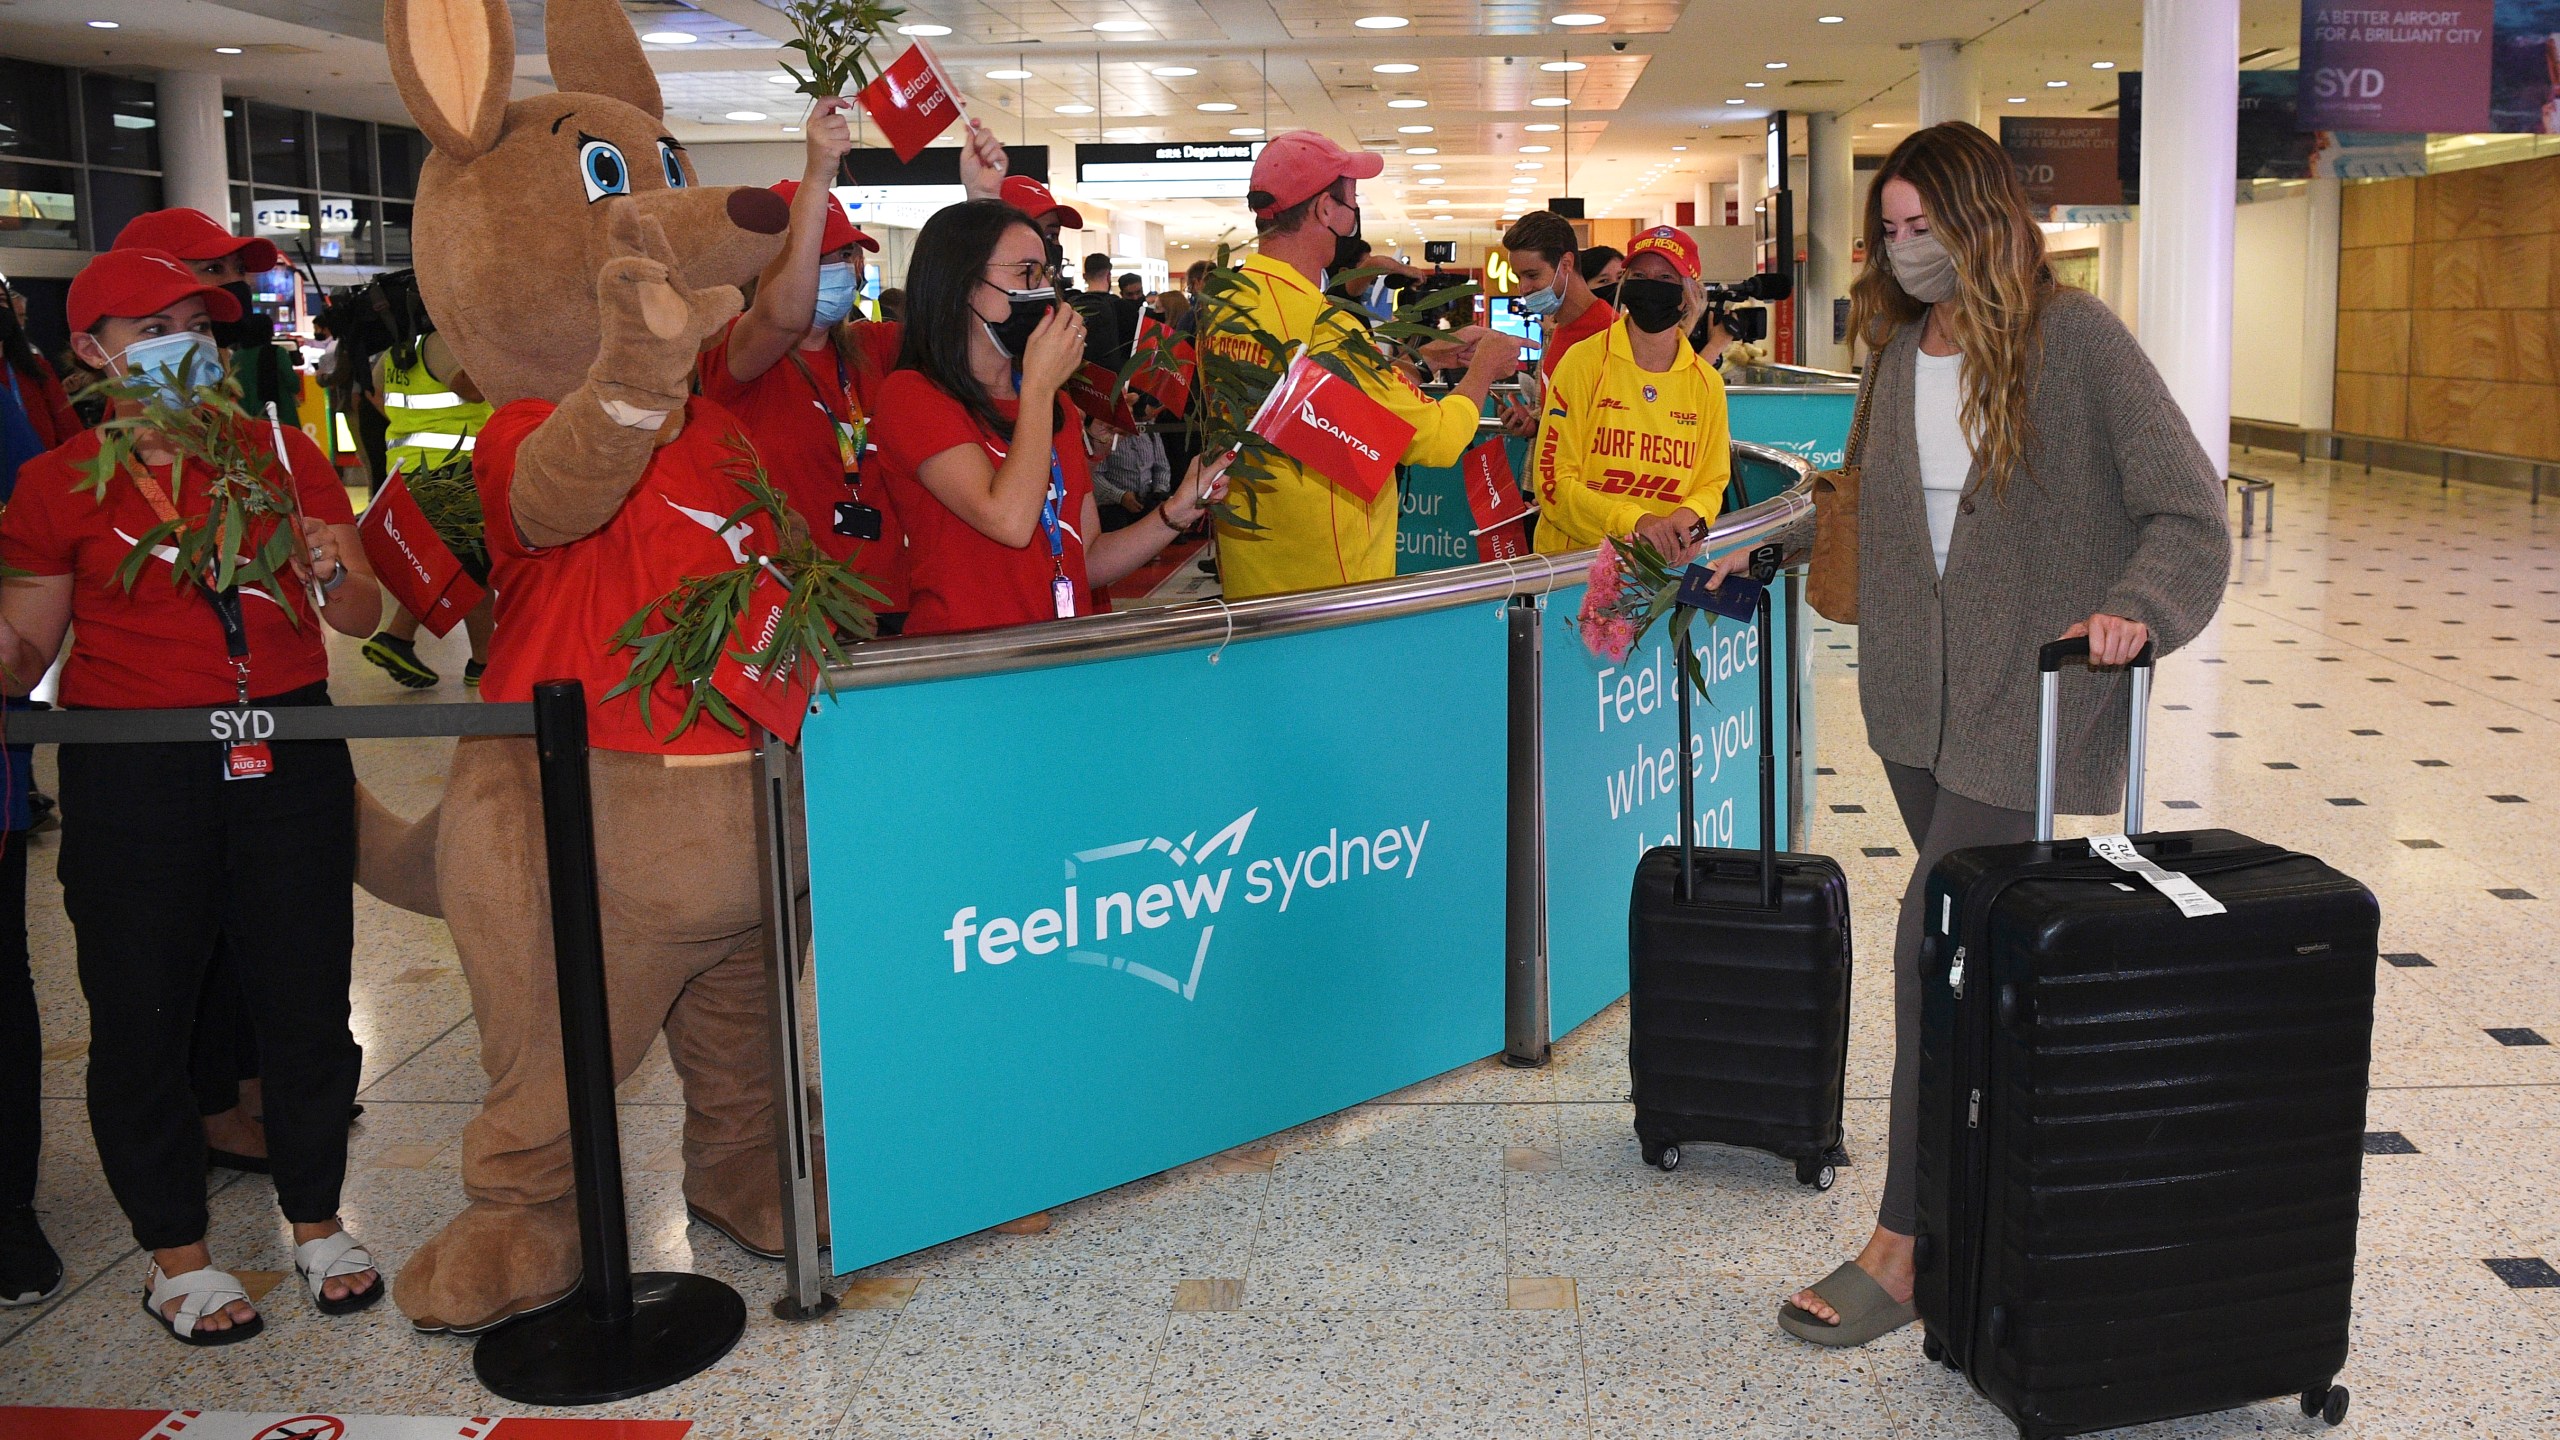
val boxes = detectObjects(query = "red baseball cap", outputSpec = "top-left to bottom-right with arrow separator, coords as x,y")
1249,131 -> 1384,218
112,208 -> 282,273
1000,175 -> 1084,230
1625,225 -> 1703,282
69,247 -> 244,333
770,180 -> 879,255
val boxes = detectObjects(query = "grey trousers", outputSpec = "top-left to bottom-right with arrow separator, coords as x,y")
1877,761 -> 2033,1236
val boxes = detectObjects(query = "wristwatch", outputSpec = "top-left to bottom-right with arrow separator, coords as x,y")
320,560 -> 352,595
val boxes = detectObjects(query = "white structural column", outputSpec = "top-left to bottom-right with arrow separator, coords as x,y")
1804,111 -> 1857,370
1694,176 -> 1715,228
2135,0 -> 2239,479
2299,175 -> 2342,435
155,70 -> 231,224
1736,152 -> 1766,232
1917,40 -> 1979,129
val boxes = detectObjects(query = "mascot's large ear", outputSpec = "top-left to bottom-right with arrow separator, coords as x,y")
545,0 -> 665,120
384,0 -> 513,162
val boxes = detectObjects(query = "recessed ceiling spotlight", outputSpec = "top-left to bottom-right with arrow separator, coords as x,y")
1725,98 -> 1745,104
86,18 -> 120,27
1525,122 -> 1561,131
1056,103 -> 1095,114
2091,60 -> 2116,69
641,30 -> 694,43
988,68 -> 1033,80
1817,13 -> 1844,21
1541,60 -> 1585,71
1519,144 -> 1551,153
1397,123 -> 1435,133
214,45 -> 244,54
1413,162 -> 1441,170
1407,146 -> 1438,154
1356,14 -> 1411,28
2007,95 -> 2028,102
1764,60 -> 1789,69
1744,80 -> 1766,88
1198,101 -> 1239,111
1093,19 -> 1150,31
783,126 -> 801,133
1869,121 -> 1897,128
1515,160 -> 1544,169
1231,126 -> 1265,136
899,23 -> 951,36
1531,96 -> 1572,106
1671,144 -> 1687,150
1551,13 -> 1606,25
1374,62 -> 1420,74
1419,176 -> 1445,185
725,110 -> 769,121
2046,79 -> 2069,87
1432,213 -> 1454,220
1388,98 -> 1428,109
1150,66 -> 1197,77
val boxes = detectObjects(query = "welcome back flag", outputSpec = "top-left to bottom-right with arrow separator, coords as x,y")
857,43 -> 962,161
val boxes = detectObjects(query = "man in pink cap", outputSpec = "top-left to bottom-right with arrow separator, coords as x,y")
1203,130 -> 1520,597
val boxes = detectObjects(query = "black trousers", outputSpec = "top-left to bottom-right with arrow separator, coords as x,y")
1,829 -> 32,1212
57,686 -> 361,1250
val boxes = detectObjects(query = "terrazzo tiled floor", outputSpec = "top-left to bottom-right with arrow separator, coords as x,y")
4,449 -> 2558,1436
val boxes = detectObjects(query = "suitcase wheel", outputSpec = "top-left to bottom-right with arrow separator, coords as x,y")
1794,1157 -> 1837,1191
1641,1142 -> 1681,1172
1921,1330 -> 1945,1365
2302,1385 -> 2349,1426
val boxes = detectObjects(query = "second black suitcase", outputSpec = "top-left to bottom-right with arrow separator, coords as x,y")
1626,561 -> 1852,1189
1914,638 -> 2380,1440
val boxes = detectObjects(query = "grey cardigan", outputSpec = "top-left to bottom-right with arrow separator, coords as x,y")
1856,289 -> 2230,816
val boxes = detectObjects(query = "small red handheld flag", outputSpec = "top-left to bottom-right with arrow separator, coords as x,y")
357,470 -> 484,637
1246,350 -> 1415,504
857,43 -> 963,162
709,570 -> 815,746
1129,314 -> 1195,413
1459,439 -> 1531,562
1065,360 -> 1139,435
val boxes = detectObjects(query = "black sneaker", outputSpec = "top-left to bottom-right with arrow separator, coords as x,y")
361,633 -> 439,689
25,791 -> 56,835
463,660 -> 486,689
0,1207 -> 63,1307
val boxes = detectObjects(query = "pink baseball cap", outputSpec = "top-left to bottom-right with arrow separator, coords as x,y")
1248,131 -> 1384,218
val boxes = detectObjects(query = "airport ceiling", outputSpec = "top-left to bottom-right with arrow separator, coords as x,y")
1,0 -> 2305,249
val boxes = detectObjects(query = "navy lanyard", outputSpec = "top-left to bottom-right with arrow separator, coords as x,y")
1038,457 -> 1066,565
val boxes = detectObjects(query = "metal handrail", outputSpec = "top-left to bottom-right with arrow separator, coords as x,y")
819,441 -> 1819,692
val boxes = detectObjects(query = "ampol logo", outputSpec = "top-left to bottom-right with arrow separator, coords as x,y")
942,808 -> 1434,1000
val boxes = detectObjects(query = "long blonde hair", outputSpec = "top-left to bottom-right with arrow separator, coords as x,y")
1847,122 -> 2052,498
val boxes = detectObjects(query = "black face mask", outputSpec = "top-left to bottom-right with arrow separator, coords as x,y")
211,280 -> 274,350
1328,203 -> 1367,277
1618,274 -> 1685,334
981,284 -> 1057,359
1591,280 -> 1621,311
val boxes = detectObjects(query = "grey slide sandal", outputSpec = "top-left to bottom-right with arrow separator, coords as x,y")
1777,1261 -> 1917,1348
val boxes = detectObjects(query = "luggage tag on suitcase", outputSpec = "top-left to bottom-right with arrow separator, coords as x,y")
1676,567 -> 1763,621
2088,832 -> 2229,917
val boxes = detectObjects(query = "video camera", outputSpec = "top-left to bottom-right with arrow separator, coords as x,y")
312,268 -> 432,374
1697,270 -> 1791,346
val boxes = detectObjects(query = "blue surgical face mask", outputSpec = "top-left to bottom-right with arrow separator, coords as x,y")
116,331 -> 220,407
813,262 -> 860,329
1515,269 -> 1566,319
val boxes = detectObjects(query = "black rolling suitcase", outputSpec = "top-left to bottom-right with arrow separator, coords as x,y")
1626,554 -> 1852,1189
1914,638 -> 2380,1440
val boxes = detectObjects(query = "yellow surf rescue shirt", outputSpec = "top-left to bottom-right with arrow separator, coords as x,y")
1530,317 -> 1734,554
1206,253 -> 1482,597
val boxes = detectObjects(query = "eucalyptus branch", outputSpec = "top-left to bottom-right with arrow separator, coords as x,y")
403,444 -> 490,586
607,434 -> 885,742
778,0 -> 907,99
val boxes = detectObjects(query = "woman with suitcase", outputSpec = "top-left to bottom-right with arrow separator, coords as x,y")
1703,120 -> 2230,1347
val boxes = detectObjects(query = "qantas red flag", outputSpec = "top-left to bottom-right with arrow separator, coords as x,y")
357,470 -> 484,637
1065,361 -> 1138,435
1459,439 -> 1531,562
1129,314 -> 1194,413
857,43 -> 962,162
708,570 -> 815,746
1245,349 -> 1414,504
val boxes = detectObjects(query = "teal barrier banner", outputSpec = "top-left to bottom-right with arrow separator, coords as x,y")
803,606 -> 1511,1272
1395,460 -> 1477,573
1538,585 -> 1797,1039
1728,390 -> 1856,494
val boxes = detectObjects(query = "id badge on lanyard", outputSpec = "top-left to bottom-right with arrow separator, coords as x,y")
1039,457 -> 1075,619
129,465 -> 271,780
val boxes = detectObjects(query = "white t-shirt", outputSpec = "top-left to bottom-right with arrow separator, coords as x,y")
1911,348 -> 1970,576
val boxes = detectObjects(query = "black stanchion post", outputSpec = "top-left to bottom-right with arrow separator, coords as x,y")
475,680 -> 748,1406
1501,597 -> 1550,1068
752,725 -> 835,1320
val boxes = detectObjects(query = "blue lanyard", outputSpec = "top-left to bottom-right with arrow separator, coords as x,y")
1038,457 -> 1066,562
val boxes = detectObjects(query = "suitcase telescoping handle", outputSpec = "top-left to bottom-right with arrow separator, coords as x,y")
1674,546 -> 1783,909
2034,635 -> 2155,843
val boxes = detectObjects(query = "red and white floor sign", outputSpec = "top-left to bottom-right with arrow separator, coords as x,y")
0,1411 -> 689,1440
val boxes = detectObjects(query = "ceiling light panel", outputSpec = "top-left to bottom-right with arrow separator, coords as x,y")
1276,0 -> 1680,40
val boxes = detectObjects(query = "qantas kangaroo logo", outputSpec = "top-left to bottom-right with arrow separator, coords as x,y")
943,806 -> 1436,1002
113,529 -> 282,605
664,498 -> 756,565
1297,399 -> 1382,463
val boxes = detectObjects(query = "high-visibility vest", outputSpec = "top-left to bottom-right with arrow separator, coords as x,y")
380,350 -> 491,474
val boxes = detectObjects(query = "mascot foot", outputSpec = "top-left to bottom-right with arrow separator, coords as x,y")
396,1196 -> 581,1335
684,1145 -> 787,1261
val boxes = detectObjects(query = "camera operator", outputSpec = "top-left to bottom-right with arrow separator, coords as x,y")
1529,226 -> 1730,563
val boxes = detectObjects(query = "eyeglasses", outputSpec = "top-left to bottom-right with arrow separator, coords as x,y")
984,258 -> 1049,291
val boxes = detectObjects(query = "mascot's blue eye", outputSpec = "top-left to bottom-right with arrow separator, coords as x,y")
659,141 -> 688,188
578,138 -> 630,203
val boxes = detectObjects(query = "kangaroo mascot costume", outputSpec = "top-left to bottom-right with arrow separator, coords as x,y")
364,0 -> 795,1334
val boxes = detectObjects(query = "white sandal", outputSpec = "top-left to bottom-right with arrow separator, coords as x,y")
143,1263 -> 263,1346
294,1229 -> 384,1317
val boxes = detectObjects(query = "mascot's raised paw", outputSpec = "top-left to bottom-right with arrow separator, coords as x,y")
396,1195 -> 581,1336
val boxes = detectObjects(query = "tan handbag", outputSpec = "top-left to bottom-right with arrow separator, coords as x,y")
1807,360 -> 1877,625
